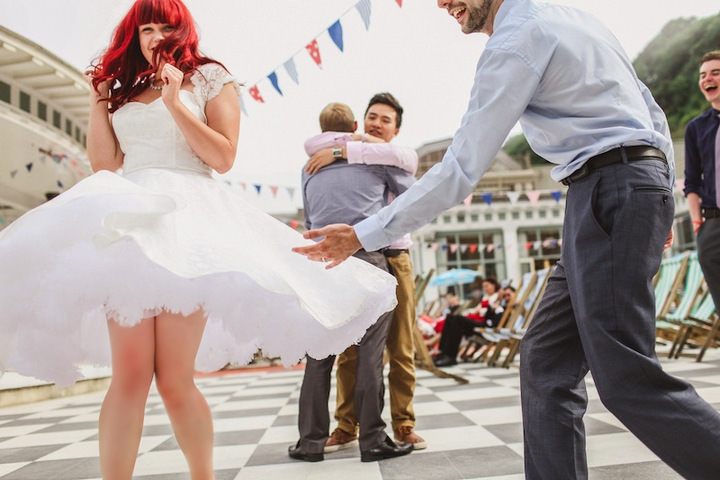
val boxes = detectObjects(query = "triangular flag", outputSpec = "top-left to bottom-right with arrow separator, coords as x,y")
526,190 -> 541,205
254,184 -> 262,195
550,190 -> 562,203
10,170 -> 17,178
57,180 -> 64,188
481,193 -> 493,205
355,0 -> 372,30
239,182 -> 247,191
450,244 -> 457,254
267,72 -> 283,96
486,244 -> 495,253
469,244 -> 478,254
286,186 -> 296,199
290,220 -> 299,229
395,0 -> 402,6
463,194 -> 473,206
328,20 -> 344,52
674,178 -> 685,191
25,162 -> 33,172
270,186 -> 279,198
431,243 -> 439,252
460,245 -> 468,253
249,85 -> 264,103
306,39 -> 322,68
506,191 -> 520,205
284,58 -> 299,85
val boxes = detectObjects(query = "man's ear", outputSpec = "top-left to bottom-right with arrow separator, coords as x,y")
353,120 -> 358,132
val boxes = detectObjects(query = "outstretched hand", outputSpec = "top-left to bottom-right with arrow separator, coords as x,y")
292,224 -> 362,269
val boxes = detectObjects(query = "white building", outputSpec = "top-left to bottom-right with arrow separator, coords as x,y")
0,25 -> 91,229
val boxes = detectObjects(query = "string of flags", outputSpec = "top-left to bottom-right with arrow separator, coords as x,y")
425,238 -> 563,254
240,0 -> 403,116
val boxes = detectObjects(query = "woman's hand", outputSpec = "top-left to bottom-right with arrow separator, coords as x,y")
158,63 -> 185,106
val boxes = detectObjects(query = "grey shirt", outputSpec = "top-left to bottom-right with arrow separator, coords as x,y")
301,161 -> 415,240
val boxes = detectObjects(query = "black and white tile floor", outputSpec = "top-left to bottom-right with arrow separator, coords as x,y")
1,346 -> 718,479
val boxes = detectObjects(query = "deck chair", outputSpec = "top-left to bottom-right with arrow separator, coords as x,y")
653,252 -> 690,323
669,290 -> 718,361
655,252 -> 706,357
462,271 -> 537,364
497,266 -> 553,368
411,269 -> 469,384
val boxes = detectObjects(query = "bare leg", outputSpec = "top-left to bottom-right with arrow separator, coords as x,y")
99,318 -> 155,480
154,310 -> 215,480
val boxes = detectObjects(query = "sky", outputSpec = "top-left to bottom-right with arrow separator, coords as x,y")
1,0 -> 718,213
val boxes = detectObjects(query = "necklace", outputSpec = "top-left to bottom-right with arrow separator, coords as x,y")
149,81 -> 164,91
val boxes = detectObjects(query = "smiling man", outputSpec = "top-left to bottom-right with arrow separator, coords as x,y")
293,1 -> 720,478
684,50 -> 720,340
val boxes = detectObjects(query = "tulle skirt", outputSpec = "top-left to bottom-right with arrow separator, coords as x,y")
0,168 -> 397,385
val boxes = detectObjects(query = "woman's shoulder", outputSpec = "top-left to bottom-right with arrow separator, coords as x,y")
190,63 -> 239,102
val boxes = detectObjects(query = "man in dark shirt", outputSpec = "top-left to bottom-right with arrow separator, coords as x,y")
684,50 -> 720,311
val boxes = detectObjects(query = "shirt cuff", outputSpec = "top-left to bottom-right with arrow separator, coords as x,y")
345,141 -> 363,164
355,215 -> 391,252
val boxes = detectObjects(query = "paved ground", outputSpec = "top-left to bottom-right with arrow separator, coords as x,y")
0,346 -> 718,479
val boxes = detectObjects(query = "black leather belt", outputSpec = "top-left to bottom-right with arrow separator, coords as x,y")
561,146 -> 667,186
382,248 -> 409,257
702,208 -> 720,219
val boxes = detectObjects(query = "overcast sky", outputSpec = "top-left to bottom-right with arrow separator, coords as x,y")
1,1 -> 717,213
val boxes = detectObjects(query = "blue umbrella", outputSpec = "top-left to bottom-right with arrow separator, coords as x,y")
428,268 -> 480,287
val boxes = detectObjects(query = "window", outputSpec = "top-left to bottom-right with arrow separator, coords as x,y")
512,211 -> 520,220
19,91 -> 31,113
65,119 -> 72,136
434,230 -> 506,296
0,80 -> 9,103
53,110 -> 61,129
37,101 -> 47,121
518,227 -> 562,271
470,214 -> 479,222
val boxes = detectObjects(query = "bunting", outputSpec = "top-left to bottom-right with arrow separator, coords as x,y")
306,39 -> 323,68
550,190 -> 562,203
481,193 -> 493,206
356,0 -> 372,30
395,0 -> 403,6
328,20 -> 344,52
267,72 -> 283,96
283,58 -> 299,85
248,85 -> 264,103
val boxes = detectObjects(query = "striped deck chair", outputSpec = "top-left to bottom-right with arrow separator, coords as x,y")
670,291 -> 718,361
657,252 -> 706,357
498,266 -> 553,368
486,267 -> 551,368
653,252 -> 689,321
462,271 -> 537,363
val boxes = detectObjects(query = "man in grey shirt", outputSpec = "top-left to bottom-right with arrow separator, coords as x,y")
288,141 -> 415,463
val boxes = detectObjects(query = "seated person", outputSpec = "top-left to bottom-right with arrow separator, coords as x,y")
434,277 -> 503,367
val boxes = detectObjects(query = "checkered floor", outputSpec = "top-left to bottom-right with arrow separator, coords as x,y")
1,347 -> 719,480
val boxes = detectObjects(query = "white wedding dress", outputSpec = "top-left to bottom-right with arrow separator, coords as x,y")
0,63 -> 397,386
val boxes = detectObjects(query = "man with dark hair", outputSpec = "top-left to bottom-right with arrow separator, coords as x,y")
295,1 -> 720,478
289,96 -> 415,463
685,50 -> 720,323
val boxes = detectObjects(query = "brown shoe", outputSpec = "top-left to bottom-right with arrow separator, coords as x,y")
324,427 -> 358,453
394,426 -> 427,450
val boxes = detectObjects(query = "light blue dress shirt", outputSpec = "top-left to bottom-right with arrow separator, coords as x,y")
355,0 -> 674,252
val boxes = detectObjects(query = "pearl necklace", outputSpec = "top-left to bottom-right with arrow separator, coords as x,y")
149,81 -> 164,91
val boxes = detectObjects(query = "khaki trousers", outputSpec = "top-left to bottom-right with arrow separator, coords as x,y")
335,251 -> 417,434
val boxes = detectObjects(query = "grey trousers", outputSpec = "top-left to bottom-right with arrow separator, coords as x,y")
697,216 -> 720,311
520,159 -> 720,479
297,249 -> 393,453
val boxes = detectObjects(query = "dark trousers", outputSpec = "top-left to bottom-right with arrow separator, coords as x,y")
697,216 -> 720,312
520,159 -> 720,479
297,250 -> 393,453
439,314 -> 481,359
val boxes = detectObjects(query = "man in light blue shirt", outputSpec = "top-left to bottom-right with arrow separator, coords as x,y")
294,0 -> 720,478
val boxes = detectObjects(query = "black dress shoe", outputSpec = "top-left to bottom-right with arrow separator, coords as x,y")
434,354 -> 457,367
361,435 -> 413,462
288,440 -> 324,462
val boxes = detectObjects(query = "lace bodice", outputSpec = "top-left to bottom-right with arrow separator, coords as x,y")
112,63 -> 238,177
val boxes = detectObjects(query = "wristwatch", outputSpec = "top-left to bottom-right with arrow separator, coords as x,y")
332,147 -> 343,159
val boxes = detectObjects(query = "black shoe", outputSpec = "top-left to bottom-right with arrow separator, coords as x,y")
361,435 -> 413,462
434,355 -> 457,367
288,440 -> 324,462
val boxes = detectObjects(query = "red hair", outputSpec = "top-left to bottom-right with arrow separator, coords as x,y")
89,0 -> 224,112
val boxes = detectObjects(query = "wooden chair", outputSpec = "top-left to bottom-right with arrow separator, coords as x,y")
654,252 -> 706,357
411,269 -> 469,384
669,290 -> 718,361
495,267 -> 553,368
462,271 -> 537,364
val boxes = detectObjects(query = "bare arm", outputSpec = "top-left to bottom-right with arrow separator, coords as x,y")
161,64 -> 240,174
86,79 -> 123,172
687,192 -> 704,233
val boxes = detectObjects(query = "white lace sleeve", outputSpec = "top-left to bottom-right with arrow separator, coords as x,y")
191,63 -> 240,106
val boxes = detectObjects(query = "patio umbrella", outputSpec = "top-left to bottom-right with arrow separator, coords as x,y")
428,268 -> 480,287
